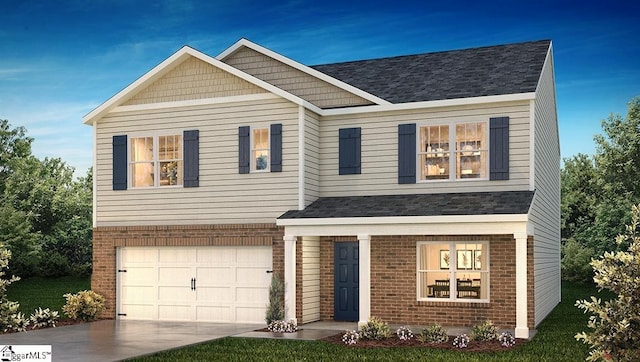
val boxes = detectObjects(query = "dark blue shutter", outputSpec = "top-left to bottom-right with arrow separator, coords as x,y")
112,135 -> 127,190
398,124 -> 416,184
490,117 -> 510,180
339,127 -> 361,175
270,124 -> 282,172
183,130 -> 199,187
239,126 -> 250,174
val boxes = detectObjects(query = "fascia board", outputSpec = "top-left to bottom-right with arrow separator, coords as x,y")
216,38 -> 391,106
320,92 -> 537,117
277,214 -> 529,226
83,46 -> 323,125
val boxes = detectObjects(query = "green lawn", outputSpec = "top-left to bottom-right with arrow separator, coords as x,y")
6,275 -> 91,315
128,282 -> 610,362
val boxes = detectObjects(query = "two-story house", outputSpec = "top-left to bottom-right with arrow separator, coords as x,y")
84,38 -> 559,339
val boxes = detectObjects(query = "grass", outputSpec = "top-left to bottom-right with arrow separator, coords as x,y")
128,282 -> 611,362
6,275 -> 91,315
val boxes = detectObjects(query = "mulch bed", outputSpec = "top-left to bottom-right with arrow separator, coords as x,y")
320,332 -> 525,352
1,318 -> 111,335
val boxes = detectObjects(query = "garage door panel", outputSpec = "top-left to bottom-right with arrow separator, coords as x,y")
122,267 -> 156,284
236,247 -> 271,264
236,286 -> 269,303
197,287 -> 232,302
197,247 -> 234,264
121,304 -> 155,320
236,267 -> 270,286
158,248 -> 195,263
121,248 -> 157,264
121,286 -> 155,302
197,267 -> 232,284
236,307 -> 265,323
158,286 -> 191,302
158,267 -> 191,284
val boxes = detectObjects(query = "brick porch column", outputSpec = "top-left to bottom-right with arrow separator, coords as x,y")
284,235 -> 297,323
358,234 -> 371,328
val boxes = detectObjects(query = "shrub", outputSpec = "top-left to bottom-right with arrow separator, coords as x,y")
418,324 -> 449,344
39,252 -> 70,278
62,290 -> 106,321
471,319 -> 498,341
342,329 -> 360,345
265,274 -> 284,324
0,244 -> 24,333
4,311 -> 29,332
396,326 -> 414,341
359,316 -> 391,340
498,331 -> 516,348
267,319 -> 297,333
562,238 -> 595,284
30,307 -> 59,329
453,333 -> 470,348
575,204 -> 640,362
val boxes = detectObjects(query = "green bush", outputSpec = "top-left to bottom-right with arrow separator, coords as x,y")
575,204 -> 640,362
562,238 -> 595,283
359,316 -> 391,340
418,323 -> 449,343
0,244 -> 25,333
471,319 -> 498,341
265,274 -> 284,324
29,307 -> 59,329
39,252 -> 71,277
62,290 -> 106,321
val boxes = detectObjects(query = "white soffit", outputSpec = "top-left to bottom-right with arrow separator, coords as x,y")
216,38 -> 391,106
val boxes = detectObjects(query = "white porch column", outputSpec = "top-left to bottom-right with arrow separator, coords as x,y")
357,234 -> 371,328
514,231 -> 529,339
284,235 -> 297,323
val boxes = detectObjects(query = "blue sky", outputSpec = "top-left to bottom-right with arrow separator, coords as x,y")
1,0 -> 638,175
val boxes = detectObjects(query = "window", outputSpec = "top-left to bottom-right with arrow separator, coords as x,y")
417,242 -> 489,301
419,122 -> 487,181
129,134 -> 183,187
251,127 -> 269,172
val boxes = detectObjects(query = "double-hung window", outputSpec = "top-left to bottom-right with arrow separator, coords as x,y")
130,134 -> 183,187
417,242 -> 489,301
251,127 -> 269,172
419,122 -> 487,181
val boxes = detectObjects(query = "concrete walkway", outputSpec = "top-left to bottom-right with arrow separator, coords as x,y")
0,320 -> 262,361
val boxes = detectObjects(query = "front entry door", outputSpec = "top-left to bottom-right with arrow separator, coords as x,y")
334,242 -> 359,321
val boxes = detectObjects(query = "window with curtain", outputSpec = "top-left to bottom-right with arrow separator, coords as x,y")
251,127 -> 269,171
417,241 -> 489,301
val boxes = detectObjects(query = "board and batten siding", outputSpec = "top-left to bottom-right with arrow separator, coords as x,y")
301,236 -> 321,323
529,50 -> 561,326
221,46 -> 373,109
304,110 -> 321,206
94,97 -> 300,226
124,56 -> 266,106
318,101 -> 532,197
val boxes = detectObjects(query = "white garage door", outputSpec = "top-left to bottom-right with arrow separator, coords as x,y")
117,246 -> 272,323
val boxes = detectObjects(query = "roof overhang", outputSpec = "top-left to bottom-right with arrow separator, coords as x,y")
277,214 -> 532,237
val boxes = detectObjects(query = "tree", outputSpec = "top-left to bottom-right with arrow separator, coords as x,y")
575,204 -> 640,361
0,119 -> 33,194
561,153 -> 598,241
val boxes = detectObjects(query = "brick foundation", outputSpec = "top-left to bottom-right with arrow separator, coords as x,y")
92,224 -> 284,318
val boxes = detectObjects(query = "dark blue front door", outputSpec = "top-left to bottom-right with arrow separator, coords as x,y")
334,242 -> 359,321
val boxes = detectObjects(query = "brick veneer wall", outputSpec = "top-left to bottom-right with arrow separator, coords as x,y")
92,224 -> 284,318
318,235 -> 535,330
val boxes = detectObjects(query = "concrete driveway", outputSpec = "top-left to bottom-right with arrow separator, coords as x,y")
0,319 -> 261,361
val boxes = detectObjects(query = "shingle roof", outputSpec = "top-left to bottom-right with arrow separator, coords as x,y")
310,40 -> 550,104
278,191 -> 534,219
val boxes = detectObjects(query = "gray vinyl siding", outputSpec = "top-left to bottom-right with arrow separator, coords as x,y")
305,110 -> 321,206
318,102 -> 532,197
529,50 -> 561,326
124,56 -> 266,106
221,47 -> 374,109
94,97 -> 299,226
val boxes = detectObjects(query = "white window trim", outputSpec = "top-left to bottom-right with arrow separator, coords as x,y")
416,120 -> 489,183
128,132 -> 183,189
250,126 -> 270,173
416,241 -> 490,303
